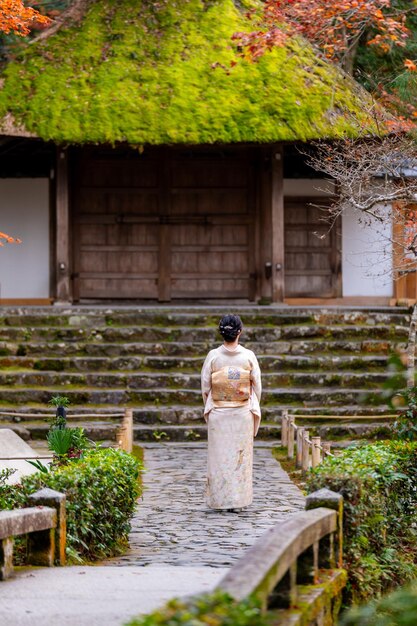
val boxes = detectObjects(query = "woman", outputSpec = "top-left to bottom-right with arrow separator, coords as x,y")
201,314 -> 261,511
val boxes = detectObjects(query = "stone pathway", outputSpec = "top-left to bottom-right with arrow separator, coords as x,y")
108,442 -> 305,567
0,443 -> 305,626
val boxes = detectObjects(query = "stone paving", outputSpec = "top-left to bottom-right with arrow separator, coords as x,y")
108,442 -> 306,568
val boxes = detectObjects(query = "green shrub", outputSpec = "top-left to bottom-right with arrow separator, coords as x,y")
392,386 -> 417,441
22,447 -> 143,561
126,592 -> 268,626
308,441 -> 417,604
342,583 -> 417,625
0,468 -> 25,510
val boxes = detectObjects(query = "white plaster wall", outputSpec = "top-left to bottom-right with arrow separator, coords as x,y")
0,179 -> 49,299
284,179 -> 335,196
342,206 -> 393,297
284,179 -> 393,297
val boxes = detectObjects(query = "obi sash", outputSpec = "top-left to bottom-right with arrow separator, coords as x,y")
211,365 -> 251,406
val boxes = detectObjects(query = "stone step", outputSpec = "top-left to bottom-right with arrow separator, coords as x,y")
0,339 -> 407,358
0,419 -> 393,443
0,307 -> 410,328
0,354 -> 396,373
0,385 -> 390,406
0,324 -> 408,343
0,370 -> 394,389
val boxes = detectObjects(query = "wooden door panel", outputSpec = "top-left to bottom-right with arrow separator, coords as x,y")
284,198 -> 340,298
172,277 -> 249,298
78,277 -> 158,299
171,161 -> 247,188
172,250 -> 249,273
106,193 -> 159,215
80,162 -> 157,188
73,151 -> 161,300
171,190 -> 248,215
73,149 -> 255,301
286,252 -> 332,271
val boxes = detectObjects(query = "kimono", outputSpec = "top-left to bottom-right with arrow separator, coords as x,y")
201,344 -> 262,510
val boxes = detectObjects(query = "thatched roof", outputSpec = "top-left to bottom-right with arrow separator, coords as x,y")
0,0 -> 379,144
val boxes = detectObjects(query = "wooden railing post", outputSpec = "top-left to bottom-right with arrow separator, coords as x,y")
296,426 -> 304,469
311,436 -> 321,468
306,488 -> 344,568
125,408 -> 133,453
281,410 -> 289,447
287,415 -> 295,460
28,488 -> 66,566
407,304 -> 417,388
322,442 -> 331,457
117,408 -> 134,453
301,430 -> 310,473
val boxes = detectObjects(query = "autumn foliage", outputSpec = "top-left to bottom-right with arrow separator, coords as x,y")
234,0 -> 409,66
0,231 -> 21,246
233,0 -> 417,127
0,0 -> 50,36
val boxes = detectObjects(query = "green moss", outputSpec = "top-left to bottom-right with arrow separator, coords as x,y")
0,0 -> 378,144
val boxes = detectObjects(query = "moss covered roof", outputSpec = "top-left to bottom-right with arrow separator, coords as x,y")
0,0 -> 379,144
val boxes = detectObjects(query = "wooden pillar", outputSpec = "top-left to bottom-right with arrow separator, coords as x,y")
158,149 -> 171,302
271,145 -> 285,302
257,146 -> 285,302
55,148 -> 72,304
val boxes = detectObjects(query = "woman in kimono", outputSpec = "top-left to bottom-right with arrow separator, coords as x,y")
201,314 -> 261,511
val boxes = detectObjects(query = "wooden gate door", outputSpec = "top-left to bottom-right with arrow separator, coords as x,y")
167,151 -> 255,300
73,151 -> 160,300
284,198 -> 341,298
72,149 -> 255,301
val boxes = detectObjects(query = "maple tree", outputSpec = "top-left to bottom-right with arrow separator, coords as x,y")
234,0 -> 409,73
0,0 -> 50,36
233,0 -> 417,124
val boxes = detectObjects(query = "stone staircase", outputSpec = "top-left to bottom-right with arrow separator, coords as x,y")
0,306 -> 410,444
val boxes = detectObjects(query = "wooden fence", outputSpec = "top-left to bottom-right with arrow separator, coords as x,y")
281,410 -> 397,472
116,408 -> 133,453
281,410 -> 334,473
0,407 -> 134,455
0,488 -> 66,580
218,488 -> 345,624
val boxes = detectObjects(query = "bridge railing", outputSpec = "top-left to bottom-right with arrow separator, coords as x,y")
0,488 -> 66,580
217,488 -> 345,623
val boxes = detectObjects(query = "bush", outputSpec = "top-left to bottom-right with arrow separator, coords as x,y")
22,447 -> 143,561
0,468 -> 25,510
126,592 -> 268,626
342,583 -> 417,625
391,386 -> 417,441
307,441 -> 417,604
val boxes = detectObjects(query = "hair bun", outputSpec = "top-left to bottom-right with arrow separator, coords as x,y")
218,314 -> 243,342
